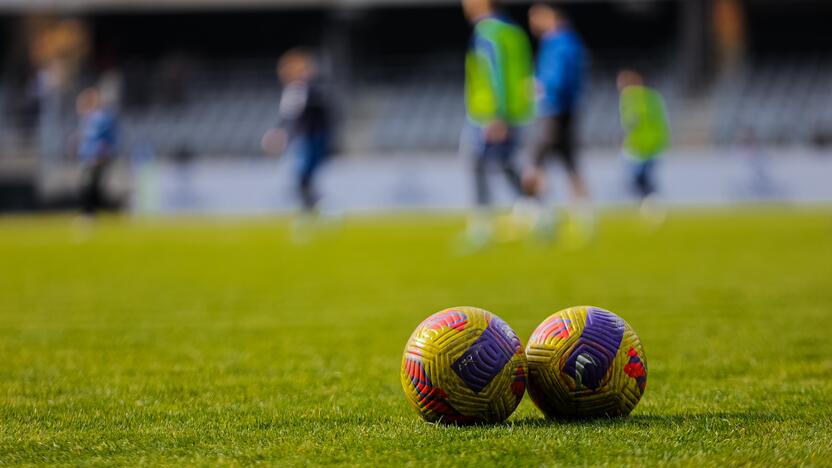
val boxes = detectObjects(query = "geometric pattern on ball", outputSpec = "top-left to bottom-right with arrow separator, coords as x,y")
401,306 -> 527,424
525,306 -> 647,419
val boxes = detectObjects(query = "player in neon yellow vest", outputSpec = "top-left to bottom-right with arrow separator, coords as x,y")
617,69 -> 670,219
465,14 -> 536,127
462,0 -> 536,247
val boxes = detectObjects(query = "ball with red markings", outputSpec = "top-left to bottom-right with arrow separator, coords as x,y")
526,306 -> 648,419
400,307 -> 526,424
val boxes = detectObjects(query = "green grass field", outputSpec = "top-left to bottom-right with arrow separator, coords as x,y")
1,209 -> 831,466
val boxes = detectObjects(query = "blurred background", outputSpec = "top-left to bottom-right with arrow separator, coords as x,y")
0,0 -> 831,214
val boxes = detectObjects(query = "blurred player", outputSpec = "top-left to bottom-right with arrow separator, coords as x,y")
76,87 -> 118,220
262,49 -> 334,214
616,69 -> 670,221
525,4 -> 591,239
461,0 -> 536,248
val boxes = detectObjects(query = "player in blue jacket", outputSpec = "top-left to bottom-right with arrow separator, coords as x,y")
525,4 -> 593,239
76,87 -> 118,217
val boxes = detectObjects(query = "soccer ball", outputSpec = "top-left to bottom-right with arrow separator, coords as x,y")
526,306 -> 647,418
401,306 -> 526,424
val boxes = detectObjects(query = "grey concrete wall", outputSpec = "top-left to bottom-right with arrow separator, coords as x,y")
133,148 -> 832,215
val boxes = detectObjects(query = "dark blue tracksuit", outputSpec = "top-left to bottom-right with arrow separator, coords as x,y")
277,79 -> 333,211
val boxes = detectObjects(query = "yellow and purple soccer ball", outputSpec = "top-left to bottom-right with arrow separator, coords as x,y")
526,306 -> 647,419
401,306 -> 526,424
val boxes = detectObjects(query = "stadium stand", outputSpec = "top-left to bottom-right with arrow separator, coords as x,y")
712,56 -> 832,146
2,1 -> 832,164
3,53 -> 832,161
119,59 -> 280,157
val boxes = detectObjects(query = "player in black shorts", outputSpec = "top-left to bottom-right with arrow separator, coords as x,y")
530,112 -> 578,179
525,5 -> 593,238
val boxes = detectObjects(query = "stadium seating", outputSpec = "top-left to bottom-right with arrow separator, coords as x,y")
712,56 -> 832,145
2,55 -> 831,161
